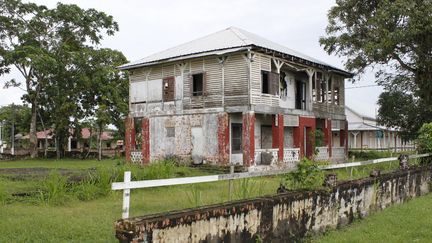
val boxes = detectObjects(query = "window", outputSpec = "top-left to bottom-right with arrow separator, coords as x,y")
327,78 -> 332,104
163,77 -> 175,102
320,79 -> 326,103
192,73 -> 204,96
334,87 -> 340,105
261,71 -> 279,95
295,80 -> 306,110
262,71 -> 269,94
231,123 -> 242,153
316,72 -> 325,103
166,127 -> 175,137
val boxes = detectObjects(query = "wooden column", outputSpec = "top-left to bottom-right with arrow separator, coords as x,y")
141,117 -> 150,165
242,111 -> 255,167
124,115 -> 135,162
217,112 -> 230,165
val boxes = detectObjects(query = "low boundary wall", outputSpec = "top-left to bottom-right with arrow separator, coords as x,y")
115,166 -> 432,242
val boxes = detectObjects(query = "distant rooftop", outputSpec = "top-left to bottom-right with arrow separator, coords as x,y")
119,27 -> 351,76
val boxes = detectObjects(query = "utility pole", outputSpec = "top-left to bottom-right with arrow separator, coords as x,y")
0,120 -> 3,153
11,103 -> 15,155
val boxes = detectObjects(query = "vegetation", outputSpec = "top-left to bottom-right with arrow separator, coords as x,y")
0,104 -> 31,145
0,154 -> 427,242
284,158 -> 325,190
0,0 -> 128,158
320,0 -> 432,140
311,193 -> 432,243
417,122 -> 432,164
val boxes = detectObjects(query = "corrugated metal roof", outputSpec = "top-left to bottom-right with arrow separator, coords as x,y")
119,27 -> 350,74
348,122 -> 398,132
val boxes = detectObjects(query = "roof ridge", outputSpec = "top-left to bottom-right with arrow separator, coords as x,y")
228,26 -> 251,46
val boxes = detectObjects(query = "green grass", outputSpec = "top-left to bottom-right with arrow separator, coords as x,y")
0,158 -> 282,242
0,158 -> 119,169
312,193 -> 432,243
0,157 -> 428,242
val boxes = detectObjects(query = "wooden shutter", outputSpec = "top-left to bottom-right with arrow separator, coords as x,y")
202,72 -> 207,96
269,72 -> 280,95
163,76 -> 175,102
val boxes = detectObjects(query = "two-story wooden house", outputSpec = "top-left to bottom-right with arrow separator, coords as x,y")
120,27 -> 352,169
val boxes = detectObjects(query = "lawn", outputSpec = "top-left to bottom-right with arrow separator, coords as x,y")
0,156 -> 427,242
312,193 -> 432,243
0,158 -> 282,242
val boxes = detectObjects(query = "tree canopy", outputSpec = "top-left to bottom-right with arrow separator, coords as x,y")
0,0 -> 128,157
320,0 -> 432,137
0,104 -> 31,145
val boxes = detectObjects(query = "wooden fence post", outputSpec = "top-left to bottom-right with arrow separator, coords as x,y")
122,171 -> 131,219
228,165 -> 234,201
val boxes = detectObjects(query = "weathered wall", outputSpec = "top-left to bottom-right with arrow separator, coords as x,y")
149,113 -> 219,164
115,166 -> 432,243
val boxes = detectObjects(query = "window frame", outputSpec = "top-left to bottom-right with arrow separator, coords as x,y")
231,123 -> 242,154
191,72 -> 206,97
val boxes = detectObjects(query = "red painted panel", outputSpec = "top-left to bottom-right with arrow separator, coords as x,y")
293,116 -> 316,159
124,116 -> 135,162
141,117 -> 150,165
217,113 -> 230,165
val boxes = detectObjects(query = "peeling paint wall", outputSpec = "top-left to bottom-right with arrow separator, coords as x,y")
115,166 -> 432,242
149,113 -> 219,163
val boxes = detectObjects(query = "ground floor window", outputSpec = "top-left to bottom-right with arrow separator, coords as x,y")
231,123 -> 242,153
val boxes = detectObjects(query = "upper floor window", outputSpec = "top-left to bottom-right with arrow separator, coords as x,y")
327,78 -> 332,104
261,70 -> 279,95
163,77 -> 175,102
334,87 -> 340,105
192,73 -> 205,96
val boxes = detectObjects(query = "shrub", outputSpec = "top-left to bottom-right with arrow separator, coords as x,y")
417,122 -> 432,164
38,170 -> 69,205
284,158 -> 324,190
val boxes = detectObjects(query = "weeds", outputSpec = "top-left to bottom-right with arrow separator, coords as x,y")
0,180 -> 8,205
235,178 -> 255,200
284,158 -> 324,190
38,170 -> 69,205
186,185 -> 202,207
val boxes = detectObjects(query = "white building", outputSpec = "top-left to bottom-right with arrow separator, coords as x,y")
346,106 -> 414,151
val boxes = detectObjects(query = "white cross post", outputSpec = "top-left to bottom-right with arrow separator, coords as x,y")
122,171 -> 131,219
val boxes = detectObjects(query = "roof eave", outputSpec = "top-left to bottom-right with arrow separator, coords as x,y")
118,46 -> 251,70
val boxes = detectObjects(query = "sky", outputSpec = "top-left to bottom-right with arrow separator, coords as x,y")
0,0 -> 383,117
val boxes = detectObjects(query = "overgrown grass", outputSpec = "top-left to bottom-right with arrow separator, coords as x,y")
311,193 -> 432,243
0,156 -> 428,242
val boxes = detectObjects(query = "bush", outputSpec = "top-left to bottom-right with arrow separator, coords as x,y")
38,170 -> 70,205
284,158 -> 324,190
417,122 -> 432,164
73,167 -> 115,201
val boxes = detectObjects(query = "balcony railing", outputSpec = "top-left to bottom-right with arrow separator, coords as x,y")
254,148 -> 278,166
315,146 -> 329,161
283,148 -> 300,168
332,147 -> 346,161
254,148 -> 300,168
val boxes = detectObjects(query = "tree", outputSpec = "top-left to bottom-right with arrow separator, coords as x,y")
320,0 -> 432,134
0,0 -> 119,158
0,104 -> 31,145
36,47 -> 128,159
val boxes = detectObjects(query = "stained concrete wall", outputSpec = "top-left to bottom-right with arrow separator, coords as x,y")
115,166 -> 432,243
149,113 -> 219,163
